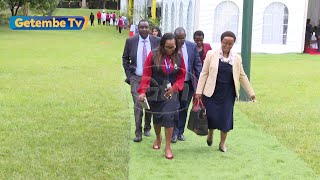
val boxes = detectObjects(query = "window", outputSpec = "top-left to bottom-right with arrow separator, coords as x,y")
262,2 -> 289,44
213,1 -> 239,43
186,0 -> 193,40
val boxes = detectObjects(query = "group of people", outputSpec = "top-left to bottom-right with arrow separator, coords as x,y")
89,10 -> 126,33
122,20 -> 256,160
305,18 -> 320,52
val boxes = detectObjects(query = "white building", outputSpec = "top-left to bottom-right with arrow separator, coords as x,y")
120,0 -> 163,26
161,0 -> 320,53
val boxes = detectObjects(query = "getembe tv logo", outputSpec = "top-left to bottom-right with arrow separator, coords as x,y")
10,16 -> 88,30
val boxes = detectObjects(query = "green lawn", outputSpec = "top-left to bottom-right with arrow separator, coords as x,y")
0,8 -> 320,179
239,54 -> 320,175
0,10 -> 130,178
53,8 -> 120,17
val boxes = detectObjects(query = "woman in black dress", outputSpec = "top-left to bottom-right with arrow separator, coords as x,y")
195,31 -> 256,152
138,33 -> 186,159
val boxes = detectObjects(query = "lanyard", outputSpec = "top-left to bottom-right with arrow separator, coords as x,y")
164,58 -> 171,81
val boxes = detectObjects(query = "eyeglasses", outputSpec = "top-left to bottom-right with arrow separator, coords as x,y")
222,41 -> 234,47
164,46 -> 176,50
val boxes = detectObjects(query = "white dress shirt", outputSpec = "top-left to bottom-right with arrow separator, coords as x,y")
181,43 -> 189,81
135,35 -> 151,76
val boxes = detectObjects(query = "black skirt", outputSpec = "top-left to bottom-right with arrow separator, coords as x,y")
203,60 -> 236,132
148,92 -> 179,128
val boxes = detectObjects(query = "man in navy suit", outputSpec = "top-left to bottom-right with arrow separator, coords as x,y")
172,27 -> 202,143
122,20 -> 161,142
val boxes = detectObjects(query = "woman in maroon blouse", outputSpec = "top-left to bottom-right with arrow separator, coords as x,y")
194,30 -> 212,64
138,33 -> 186,160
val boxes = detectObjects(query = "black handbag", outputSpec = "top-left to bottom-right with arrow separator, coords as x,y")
187,98 -> 208,136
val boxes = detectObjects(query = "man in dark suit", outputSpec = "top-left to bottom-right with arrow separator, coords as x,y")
122,20 -> 161,142
172,27 -> 202,143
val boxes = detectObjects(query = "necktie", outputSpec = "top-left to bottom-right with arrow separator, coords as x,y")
142,40 -> 147,64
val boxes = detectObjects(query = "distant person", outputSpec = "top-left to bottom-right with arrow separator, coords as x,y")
138,33 -> 186,160
310,28 -> 318,49
89,12 -> 94,26
122,20 -> 161,142
193,30 -> 212,64
151,26 -> 162,37
122,15 -> 128,29
195,31 -> 256,152
101,10 -> 107,25
118,16 -> 123,33
106,12 -> 110,25
305,19 -> 313,51
317,19 -> 320,52
172,27 -> 202,143
110,15 -> 113,26
96,11 -> 101,25
112,12 -> 116,26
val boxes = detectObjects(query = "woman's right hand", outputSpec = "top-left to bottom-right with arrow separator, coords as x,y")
138,93 -> 146,102
195,94 -> 202,99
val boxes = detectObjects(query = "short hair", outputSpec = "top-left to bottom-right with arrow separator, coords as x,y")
174,27 -> 186,35
307,19 -> 311,24
138,19 -> 149,28
220,31 -> 236,42
193,30 -> 204,39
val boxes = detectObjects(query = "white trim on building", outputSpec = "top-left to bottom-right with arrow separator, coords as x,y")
161,0 -> 319,53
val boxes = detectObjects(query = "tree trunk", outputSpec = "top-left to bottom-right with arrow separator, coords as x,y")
102,0 -> 106,9
22,3 -> 28,16
81,0 -> 87,8
9,0 -> 22,16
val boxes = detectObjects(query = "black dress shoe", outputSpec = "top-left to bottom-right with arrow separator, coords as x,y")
133,137 -> 142,142
207,140 -> 212,146
178,134 -> 186,141
144,131 -> 151,137
171,135 -> 177,143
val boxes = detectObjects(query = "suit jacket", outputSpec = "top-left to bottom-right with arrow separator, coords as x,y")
184,40 -> 202,90
122,35 -> 161,84
200,43 -> 212,62
196,50 -> 255,99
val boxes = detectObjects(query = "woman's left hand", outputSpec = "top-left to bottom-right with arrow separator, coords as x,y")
139,93 -> 146,102
164,87 -> 174,99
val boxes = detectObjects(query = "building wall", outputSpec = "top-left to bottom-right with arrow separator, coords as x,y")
161,0 -> 196,41
120,0 -> 128,14
160,0 -> 309,53
196,0 -> 308,53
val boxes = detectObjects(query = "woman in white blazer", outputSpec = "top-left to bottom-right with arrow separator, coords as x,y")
195,31 -> 256,152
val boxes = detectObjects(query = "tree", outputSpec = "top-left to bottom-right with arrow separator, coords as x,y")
81,0 -> 86,8
4,0 -> 59,16
102,0 -> 106,9
0,0 -> 7,10
7,0 -> 24,16
30,0 -> 60,15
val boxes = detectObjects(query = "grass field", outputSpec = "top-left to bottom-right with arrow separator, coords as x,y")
0,8 -> 320,179
0,9 -> 130,179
